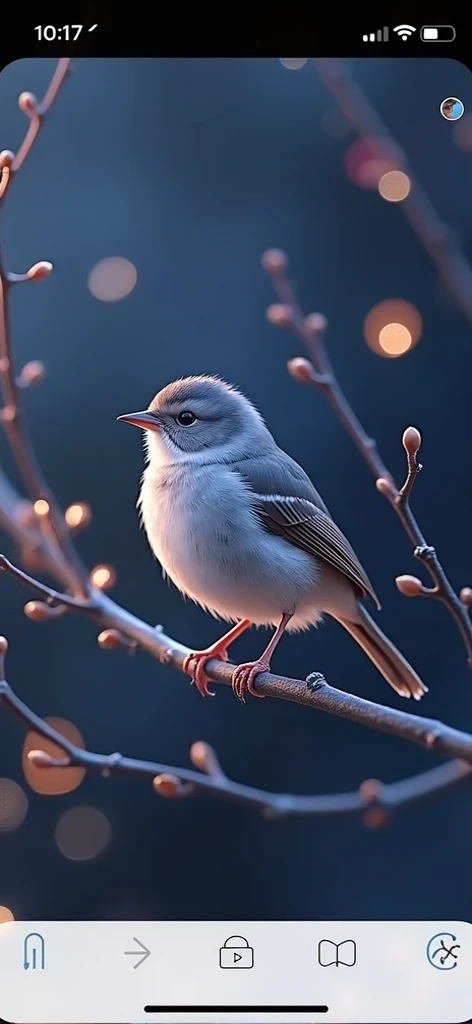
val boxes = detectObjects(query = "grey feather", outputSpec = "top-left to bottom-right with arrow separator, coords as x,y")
233,451 -> 380,609
233,449 -> 330,513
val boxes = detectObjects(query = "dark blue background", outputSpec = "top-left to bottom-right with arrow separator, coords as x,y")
0,57 -> 471,923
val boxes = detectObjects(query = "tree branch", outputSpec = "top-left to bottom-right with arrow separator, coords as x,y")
0,57 -> 89,598
312,58 -> 472,329
262,249 -> 472,666
0,637 -> 469,821
0,59 -> 471,824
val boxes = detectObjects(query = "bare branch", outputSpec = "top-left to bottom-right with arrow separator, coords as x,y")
263,250 -> 472,666
312,58 -> 472,328
0,56 -> 89,598
1,553 -> 472,773
0,637 -> 469,820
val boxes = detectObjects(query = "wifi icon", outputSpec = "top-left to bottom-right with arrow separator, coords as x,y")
393,24 -> 416,40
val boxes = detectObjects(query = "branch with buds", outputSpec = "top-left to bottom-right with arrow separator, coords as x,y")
0,60 -> 471,824
262,248 -> 472,665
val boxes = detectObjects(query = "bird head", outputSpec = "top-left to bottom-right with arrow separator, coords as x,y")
117,375 -> 273,466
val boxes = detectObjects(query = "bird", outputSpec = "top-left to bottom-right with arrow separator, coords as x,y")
117,375 -> 427,704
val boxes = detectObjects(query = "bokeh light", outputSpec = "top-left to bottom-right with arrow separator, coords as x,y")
88,257 -> 137,302
0,779 -> 28,831
344,138 -> 404,190
364,299 -> 422,358
378,323 -> 412,356
90,564 -> 116,590
378,170 -> 411,202
22,718 -> 85,795
0,906 -> 14,924
33,499 -> 49,517
65,502 -> 91,528
55,806 -> 111,861
278,58 -> 307,70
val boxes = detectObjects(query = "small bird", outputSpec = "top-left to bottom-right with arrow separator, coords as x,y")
118,375 -> 427,703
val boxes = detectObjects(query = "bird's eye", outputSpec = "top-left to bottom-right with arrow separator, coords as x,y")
176,411 -> 196,426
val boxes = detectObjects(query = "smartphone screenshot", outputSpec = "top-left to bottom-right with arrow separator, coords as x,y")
0,14 -> 471,1024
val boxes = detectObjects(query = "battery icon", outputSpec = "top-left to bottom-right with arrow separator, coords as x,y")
420,25 -> 456,41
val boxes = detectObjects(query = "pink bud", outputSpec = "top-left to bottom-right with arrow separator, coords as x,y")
266,303 -> 293,327
153,773 -> 180,797
460,587 -> 472,607
359,778 -> 382,802
396,574 -> 424,597
0,150 -> 14,168
24,601 -> 51,621
402,426 -> 421,455
261,248 -> 288,273
27,750 -> 55,767
287,357 -> 315,383
305,312 -> 328,333
28,261 -> 53,281
18,91 -> 37,114
19,361 -> 46,386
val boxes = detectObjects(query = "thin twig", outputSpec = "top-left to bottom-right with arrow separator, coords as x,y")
0,56 -> 88,597
312,58 -> 472,328
0,639 -> 469,821
262,249 -> 472,666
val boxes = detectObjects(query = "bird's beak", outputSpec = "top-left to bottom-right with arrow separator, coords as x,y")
117,411 -> 160,431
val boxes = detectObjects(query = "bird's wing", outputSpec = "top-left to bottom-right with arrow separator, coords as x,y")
233,451 -> 380,608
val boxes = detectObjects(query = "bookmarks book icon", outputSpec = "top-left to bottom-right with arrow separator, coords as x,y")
318,939 -> 356,967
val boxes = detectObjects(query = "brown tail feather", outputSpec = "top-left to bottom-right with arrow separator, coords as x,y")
335,603 -> 428,700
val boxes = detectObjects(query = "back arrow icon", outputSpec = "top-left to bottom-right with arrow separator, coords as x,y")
124,937 -> 151,969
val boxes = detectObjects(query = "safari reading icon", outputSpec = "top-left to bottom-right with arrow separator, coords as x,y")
318,938 -> 356,967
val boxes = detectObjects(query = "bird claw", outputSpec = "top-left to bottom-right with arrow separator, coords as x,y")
231,660 -> 269,703
183,648 -> 229,697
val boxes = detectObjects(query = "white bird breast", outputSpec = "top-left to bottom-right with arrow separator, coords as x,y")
138,460 -> 327,629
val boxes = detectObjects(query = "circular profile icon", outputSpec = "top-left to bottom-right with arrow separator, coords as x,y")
440,96 -> 464,121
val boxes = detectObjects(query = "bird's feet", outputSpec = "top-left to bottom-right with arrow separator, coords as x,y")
232,659 -> 270,703
183,642 -> 230,697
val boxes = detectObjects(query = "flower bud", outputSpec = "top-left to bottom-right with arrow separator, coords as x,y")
359,778 -> 382,803
18,361 -> 46,387
287,357 -> 315,383
153,773 -> 180,797
305,312 -> 328,333
24,601 -> 54,621
18,91 -> 37,114
402,426 -> 421,456
27,749 -> 55,767
0,636 -> 8,655
0,150 -> 14,169
266,303 -> 293,327
97,629 -> 136,652
376,477 -> 397,499
460,587 -> 472,607
261,248 -> 288,273
395,574 -> 424,597
190,741 -> 222,777
27,261 -> 53,281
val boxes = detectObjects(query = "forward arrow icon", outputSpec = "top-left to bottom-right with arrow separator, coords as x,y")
124,937 -> 151,969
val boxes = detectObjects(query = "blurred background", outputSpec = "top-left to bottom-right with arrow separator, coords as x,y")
0,56 -> 471,925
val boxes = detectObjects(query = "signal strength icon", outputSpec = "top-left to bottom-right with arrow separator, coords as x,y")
363,27 -> 389,42
393,24 -> 416,40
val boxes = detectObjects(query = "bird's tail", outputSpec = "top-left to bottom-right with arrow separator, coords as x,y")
335,603 -> 428,701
